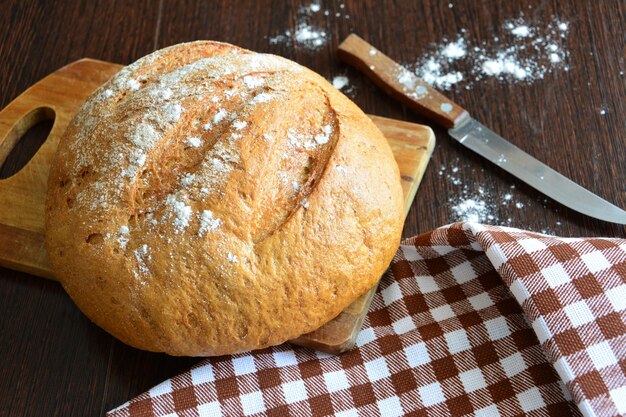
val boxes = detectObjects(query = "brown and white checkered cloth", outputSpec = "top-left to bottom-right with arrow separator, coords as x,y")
108,223 -> 626,417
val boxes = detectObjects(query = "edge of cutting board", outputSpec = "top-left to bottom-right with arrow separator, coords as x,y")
0,58 -> 435,354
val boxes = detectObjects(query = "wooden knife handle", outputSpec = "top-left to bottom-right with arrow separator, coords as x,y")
337,34 -> 469,129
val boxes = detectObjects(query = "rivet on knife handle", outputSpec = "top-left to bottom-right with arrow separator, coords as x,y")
337,34 -> 469,129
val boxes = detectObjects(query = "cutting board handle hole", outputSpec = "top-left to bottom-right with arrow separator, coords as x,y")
0,107 -> 55,179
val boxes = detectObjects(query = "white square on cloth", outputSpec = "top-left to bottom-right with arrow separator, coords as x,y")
233,355 -> 257,376
445,329 -> 471,353
510,278 -> 532,304
459,368 -> 487,393
417,275 -> 439,293
273,350 -> 298,367
356,327 -> 376,346
501,352 -> 526,378
532,317 -> 552,344
518,238 -> 548,253
365,357 -> 391,382
430,304 -> 455,322
377,396 -> 403,417
404,342 -> 430,367
485,317 -> 511,341
191,365 -> 215,385
392,317 -> 416,335
198,401 -> 221,416
553,357 -> 575,383
401,245 -> 422,260
419,382 -> 446,407
485,243 -> 506,270
324,370 -> 350,393
606,284 -> 626,311
475,404 -> 500,417
382,281 -> 403,306
581,251 -> 612,273
282,380 -> 308,404
517,387 -> 546,412
541,263 -> 571,288
609,386 -> 626,414
468,292 -> 494,311
563,300 -> 596,327
450,261 -> 476,284
587,341 -> 618,370
241,391 -> 266,416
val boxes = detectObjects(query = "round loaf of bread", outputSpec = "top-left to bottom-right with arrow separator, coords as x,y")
45,41 -> 404,356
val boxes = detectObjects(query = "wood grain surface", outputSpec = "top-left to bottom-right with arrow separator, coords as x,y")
0,1 -> 624,415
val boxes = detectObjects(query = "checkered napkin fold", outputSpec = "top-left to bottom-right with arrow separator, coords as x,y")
108,223 -> 626,417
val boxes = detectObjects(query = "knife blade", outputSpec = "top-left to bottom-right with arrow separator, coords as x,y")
337,34 -> 626,225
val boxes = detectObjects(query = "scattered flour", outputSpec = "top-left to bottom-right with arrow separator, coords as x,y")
198,210 -> 221,235
439,160 -> 543,225
213,109 -> 228,124
126,79 -> 141,91
166,194 -> 193,232
117,225 -> 130,249
268,2 -> 350,50
442,39 -> 467,59
314,124 -> 332,145
270,25 -> 327,50
508,24 -> 531,38
164,103 -> 183,122
180,173 -> 196,187
250,92 -> 275,104
186,136 -> 202,148
400,15 -> 570,91
232,120 -> 248,130
72,44 -> 318,254
329,75 -> 358,96
452,198 -> 490,223
133,244 -> 151,276
332,75 -> 349,90
242,75 -> 264,89
127,123 -> 159,149
294,24 -> 327,48
439,161 -> 564,232
287,124 -> 334,150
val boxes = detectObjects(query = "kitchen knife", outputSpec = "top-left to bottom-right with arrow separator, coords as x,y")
337,34 -> 626,225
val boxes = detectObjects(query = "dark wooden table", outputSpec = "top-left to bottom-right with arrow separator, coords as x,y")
1,1 -> 624,415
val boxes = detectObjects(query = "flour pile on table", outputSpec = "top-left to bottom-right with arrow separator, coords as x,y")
400,15 -> 570,90
329,75 -> 357,95
440,161 -> 563,234
440,163 -> 508,224
268,1 -> 350,50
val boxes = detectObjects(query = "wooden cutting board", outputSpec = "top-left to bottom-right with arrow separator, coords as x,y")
0,59 -> 434,354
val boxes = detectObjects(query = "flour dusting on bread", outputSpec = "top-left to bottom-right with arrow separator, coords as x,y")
45,41 -> 404,356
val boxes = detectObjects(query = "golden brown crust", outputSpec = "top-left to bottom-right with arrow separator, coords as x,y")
45,41 -> 404,356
